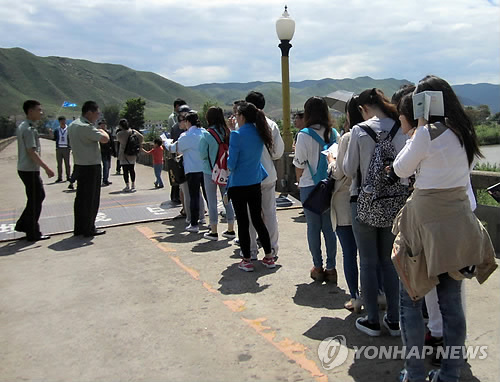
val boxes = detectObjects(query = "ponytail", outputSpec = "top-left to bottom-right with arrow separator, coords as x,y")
357,88 -> 399,121
238,102 -> 273,152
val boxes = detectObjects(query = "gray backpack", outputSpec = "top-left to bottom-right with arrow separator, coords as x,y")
356,123 -> 409,227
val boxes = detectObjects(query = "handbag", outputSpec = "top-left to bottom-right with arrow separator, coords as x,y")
303,176 -> 335,215
167,155 -> 186,185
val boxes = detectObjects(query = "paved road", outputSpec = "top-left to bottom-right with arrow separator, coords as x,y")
0,138 -> 499,382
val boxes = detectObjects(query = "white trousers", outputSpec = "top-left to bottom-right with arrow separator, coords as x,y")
249,182 -> 279,254
425,283 -> 467,338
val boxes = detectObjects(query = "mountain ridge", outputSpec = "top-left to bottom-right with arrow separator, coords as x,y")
1,47 -> 498,120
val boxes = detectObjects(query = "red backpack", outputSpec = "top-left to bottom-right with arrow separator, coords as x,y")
208,128 -> 229,185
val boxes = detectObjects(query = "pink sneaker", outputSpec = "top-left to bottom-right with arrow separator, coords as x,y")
238,259 -> 254,272
261,256 -> 276,268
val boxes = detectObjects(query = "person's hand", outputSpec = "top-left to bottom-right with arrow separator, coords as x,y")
417,117 -> 428,127
327,152 -> 336,164
45,167 -> 55,178
228,116 -> 236,131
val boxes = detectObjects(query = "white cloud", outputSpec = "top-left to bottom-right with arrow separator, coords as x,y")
0,0 -> 498,85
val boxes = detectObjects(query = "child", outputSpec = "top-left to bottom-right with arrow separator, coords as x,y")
142,138 -> 164,188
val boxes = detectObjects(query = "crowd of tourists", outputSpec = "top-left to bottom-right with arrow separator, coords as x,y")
14,75 -> 497,382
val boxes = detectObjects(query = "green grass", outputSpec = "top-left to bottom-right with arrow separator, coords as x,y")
475,123 -> 500,145
477,189 -> 499,207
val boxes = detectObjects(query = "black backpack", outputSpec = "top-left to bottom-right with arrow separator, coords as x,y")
124,130 -> 140,156
356,122 -> 409,227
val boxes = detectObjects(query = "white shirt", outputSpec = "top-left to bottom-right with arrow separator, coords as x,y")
293,124 -> 327,187
260,117 -> 284,185
393,125 -> 470,190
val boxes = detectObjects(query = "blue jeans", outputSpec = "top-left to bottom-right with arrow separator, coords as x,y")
401,274 -> 465,382
336,225 -> 358,298
351,202 -> 399,323
300,186 -> 337,270
203,173 -> 234,225
101,155 -> 111,183
153,163 -> 163,187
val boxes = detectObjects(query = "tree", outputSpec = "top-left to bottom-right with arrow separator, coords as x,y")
103,104 -> 120,128
465,104 -> 491,126
199,100 -> 219,128
121,98 -> 146,130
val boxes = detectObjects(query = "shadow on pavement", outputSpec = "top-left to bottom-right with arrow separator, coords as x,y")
293,282 -> 349,310
191,239 -> 232,253
291,214 -> 307,223
218,262 -> 281,295
48,236 -> 95,251
0,239 -> 40,257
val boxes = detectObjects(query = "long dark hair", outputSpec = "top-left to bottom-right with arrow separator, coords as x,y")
185,111 -> 201,128
304,96 -> 333,142
237,102 -> 273,152
118,118 -> 129,130
397,93 -> 418,129
345,96 -> 364,130
206,106 -> 230,140
416,75 -> 482,164
357,88 -> 399,121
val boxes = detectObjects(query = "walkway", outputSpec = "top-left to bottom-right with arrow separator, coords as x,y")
0,138 -> 498,382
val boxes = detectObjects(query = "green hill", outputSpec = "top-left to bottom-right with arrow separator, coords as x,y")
190,77 -> 413,119
2,47 -> 498,122
0,47 -> 206,120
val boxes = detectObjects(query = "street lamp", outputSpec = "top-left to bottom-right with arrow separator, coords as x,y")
276,5 -> 295,152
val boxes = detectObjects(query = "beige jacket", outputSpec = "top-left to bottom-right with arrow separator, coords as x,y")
329,132 -> 352,229
392,187 -> 497,300
117,129 -> 144,165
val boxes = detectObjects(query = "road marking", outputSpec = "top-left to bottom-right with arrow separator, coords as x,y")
136,225 -> 328,382
243,317 -> 328,382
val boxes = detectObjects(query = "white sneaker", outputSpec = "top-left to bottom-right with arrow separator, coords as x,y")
122,185 -> 130,192
199,218 -> 206,225
186,224 -> 200,233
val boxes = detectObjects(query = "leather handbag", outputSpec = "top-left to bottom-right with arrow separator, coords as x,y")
303,176 -> 335,215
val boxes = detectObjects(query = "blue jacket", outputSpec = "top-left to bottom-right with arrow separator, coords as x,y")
227,123 -> 267,188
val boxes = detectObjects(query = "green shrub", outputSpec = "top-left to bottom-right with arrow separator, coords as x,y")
474,162 -> 500,172
475,124 -> 500,145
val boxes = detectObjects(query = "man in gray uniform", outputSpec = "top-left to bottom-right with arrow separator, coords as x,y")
15,100 -> 55,241
68,101 -> 109,237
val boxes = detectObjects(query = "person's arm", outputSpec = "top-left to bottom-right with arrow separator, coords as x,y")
99,129 -> 109,143
342,127 -> 360,178
269,122 -> 285,160
393,125 -> 429,178
27,148 -> 55,178
292,132 -> 308,182
199,134 -> 209,163
227,131 -> 240,171
330,133 -> 349,180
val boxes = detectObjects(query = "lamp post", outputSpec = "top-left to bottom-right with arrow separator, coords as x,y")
276,5 -> 295,153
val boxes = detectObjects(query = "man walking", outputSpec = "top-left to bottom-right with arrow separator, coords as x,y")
68,101 -> 109,237
53,116 -> 71,182
15,100 -> 55,241
245,91 -> 284,258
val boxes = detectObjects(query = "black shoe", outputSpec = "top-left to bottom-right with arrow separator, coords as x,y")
55,178 -> 63,183
27,234 -> 51,241
84,229 -> 106,237
355,316 -> 381,336
68,183 -> 74,190
158,185 -> 164,189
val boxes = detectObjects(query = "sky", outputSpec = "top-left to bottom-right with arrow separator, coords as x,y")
1,0 -> 499,86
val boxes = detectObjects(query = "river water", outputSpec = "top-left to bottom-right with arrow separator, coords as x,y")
479,145 -> 500,166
